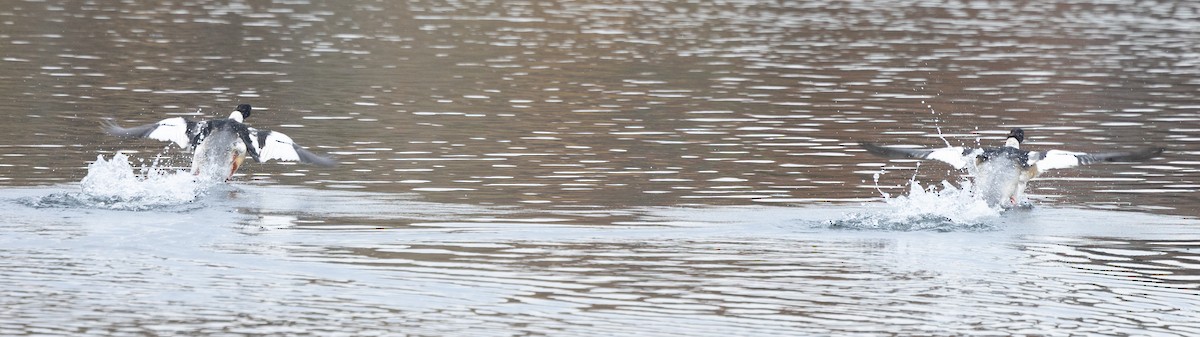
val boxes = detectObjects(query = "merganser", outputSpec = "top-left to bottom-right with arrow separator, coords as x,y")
861,128 -> 1163,207
102,104 -> 336,180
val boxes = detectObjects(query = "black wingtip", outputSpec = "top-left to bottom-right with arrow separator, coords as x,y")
99,119 -> 117,132
1131,147 -> 1165,161
100,119 -> 134,138
1122,147 -> 1165,162
860,142 -> 906,158
292,144 -> 338,167
1102,147 -> 1165,163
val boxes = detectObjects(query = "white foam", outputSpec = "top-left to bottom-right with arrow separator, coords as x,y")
68,153 -> 216,210
833,178 -> 1004,231
885,180 -> 1001,222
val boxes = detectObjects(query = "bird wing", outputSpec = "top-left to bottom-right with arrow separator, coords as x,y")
102,117 -> 202,149
248,128 -> 337,167
1030,147 -> 1164,173
860,143 -> 976,170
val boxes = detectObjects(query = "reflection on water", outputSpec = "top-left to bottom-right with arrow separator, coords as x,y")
1,0 -> 1199,335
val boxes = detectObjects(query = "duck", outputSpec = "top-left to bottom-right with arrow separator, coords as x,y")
861,128 -> 1163,207
102,104 -> 336,180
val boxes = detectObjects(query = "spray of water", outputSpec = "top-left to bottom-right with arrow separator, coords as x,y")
25,153 -> 223,211
832,172 -> 1005,231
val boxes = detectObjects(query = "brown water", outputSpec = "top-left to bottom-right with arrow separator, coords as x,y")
1,0 -> 1199,335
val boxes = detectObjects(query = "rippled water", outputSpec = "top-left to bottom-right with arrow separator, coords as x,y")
1,0 -> 1198,335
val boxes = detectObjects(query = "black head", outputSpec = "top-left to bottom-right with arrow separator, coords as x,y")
236,104 -> 252,119
1007,128 -> 1024,143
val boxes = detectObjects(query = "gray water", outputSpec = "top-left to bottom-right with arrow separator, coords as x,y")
1,0 -> 1199,335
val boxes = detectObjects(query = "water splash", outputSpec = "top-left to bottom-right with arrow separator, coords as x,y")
832,178 -> 1004,231
24,153 -> 218,211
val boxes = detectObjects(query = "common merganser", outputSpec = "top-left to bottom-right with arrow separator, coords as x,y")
861,128 -> 1163,207
102,104 -> 336,180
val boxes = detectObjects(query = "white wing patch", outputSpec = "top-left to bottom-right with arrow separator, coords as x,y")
1032,150 -> 1083,172
252,129 -> 302,162
145,117 -> 193,149
924,147 -> 972,170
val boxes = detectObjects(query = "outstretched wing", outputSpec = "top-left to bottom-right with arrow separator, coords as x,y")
248,128 -> 337,167
860,143 -> 977,169
102,117 -> 203,149
1030,147 -> 1164,173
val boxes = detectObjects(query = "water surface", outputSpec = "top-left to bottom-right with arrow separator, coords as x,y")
1,0 -> 1198,335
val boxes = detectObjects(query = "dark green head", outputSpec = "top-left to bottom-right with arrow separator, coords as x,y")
236,104 -> 252,119
1007,128 -> 1024,143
